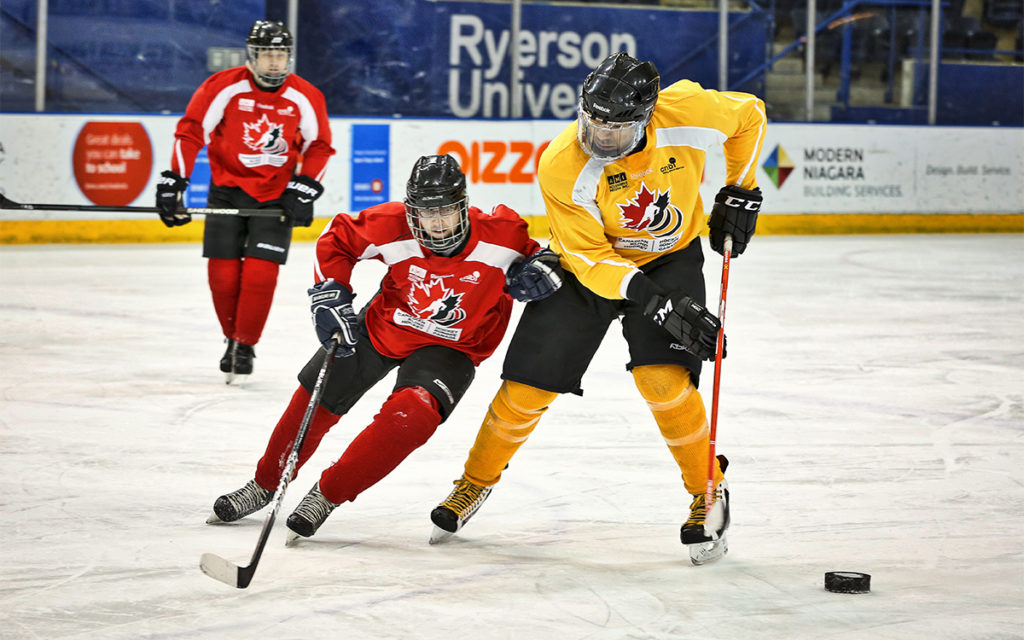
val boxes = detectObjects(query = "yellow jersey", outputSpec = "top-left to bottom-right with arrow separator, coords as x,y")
538,79 -> 766,300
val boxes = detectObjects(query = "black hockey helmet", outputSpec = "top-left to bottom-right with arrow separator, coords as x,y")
245,20 -> 294,88
404,154 -> 470,255
577,52 -> 660,160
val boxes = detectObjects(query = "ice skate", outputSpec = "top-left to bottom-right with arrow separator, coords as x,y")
220,338 -> 237,384
682,455 -> 730,565
207,479 -> 272,523
429,476 -> 492,544
285,483 -> 338,545
230,342 -> 255,385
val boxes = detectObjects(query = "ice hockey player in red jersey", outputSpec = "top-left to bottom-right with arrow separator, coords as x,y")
205,154 -> 564,542
155,20 -> 335,383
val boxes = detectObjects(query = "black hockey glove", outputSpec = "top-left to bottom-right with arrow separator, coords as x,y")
506,248 -> 564,302
280,175 -> 324,227
308,278 -> 358,357
155,170 -> 190,227
708,185 -> 762,257
642,291 -> 721,361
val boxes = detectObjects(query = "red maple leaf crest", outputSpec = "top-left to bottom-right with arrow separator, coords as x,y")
242,114 -> 287,154
618,184 -> 657,230
407,278 -> 465,326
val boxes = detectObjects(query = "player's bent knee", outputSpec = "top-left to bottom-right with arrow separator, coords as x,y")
632,364 -> 694,407
395,385 -> 443,418
500,380 -> 559,415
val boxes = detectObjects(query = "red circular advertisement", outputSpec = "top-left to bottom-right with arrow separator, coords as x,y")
72,121 -> 153,206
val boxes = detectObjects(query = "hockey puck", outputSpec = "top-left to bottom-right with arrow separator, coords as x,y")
824,571 -> 871,593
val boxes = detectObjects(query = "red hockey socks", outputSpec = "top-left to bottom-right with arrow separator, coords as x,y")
318,386 -> 442,504
255,386 -> 342,490
207,258 -> 242,339
232,257 -> 279,346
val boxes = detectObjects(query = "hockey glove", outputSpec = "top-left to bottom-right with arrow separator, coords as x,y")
155,170 -> 191,227
308,278 -> 358,357
642,291 -> 721,361
506,248 -> 564,302
280,175 -> 324,227
708,185 -> 762,257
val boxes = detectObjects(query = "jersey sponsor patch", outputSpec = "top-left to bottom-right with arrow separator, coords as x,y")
606,171 -> 629,192
660,156 -> 683,174
613,235 -> 681,253
239,154 -> 289,167
393,309 -> 463,341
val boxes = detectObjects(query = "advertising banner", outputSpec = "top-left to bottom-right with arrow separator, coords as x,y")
307,0 -> 766,118
1,114 -> 1021,228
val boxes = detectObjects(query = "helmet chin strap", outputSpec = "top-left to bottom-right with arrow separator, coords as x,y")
246,61 -> 288,90
431,225 -> 472,256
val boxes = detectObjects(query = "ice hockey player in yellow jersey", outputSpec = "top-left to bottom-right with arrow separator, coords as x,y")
430,52 -> 766,565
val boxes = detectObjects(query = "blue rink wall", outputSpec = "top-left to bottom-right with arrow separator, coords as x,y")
0,115 -> 1022,244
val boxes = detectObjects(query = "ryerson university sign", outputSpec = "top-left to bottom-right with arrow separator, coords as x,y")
447,14 -> 637,118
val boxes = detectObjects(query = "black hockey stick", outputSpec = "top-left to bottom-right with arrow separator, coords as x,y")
0,193 -> 284,218
200,339 -> 340,588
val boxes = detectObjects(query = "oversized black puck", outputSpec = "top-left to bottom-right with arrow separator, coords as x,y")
825,571 -> 871,593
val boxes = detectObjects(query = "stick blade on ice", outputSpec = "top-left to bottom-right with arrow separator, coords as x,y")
200,552 -> 250,588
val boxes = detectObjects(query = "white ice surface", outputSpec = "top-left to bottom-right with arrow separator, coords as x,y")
1,235 -> 1022,639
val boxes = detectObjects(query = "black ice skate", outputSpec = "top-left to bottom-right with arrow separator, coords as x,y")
429,476 -> 493,544
220,338 -> 236,383
682,454 -> 730,566
207,479 -> 272,523
230,342 -> 255,384
285,483 -> 338,545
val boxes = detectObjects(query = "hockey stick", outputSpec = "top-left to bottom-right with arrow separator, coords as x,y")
0,193 -> 283,218
705,234 -> 732,517
200,339 -> 340,589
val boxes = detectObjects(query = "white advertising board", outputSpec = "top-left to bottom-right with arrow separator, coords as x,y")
1,114 -> 1021,221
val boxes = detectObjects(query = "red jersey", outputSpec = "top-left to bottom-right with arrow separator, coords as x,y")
314,202 -> 541,365
171,66 -> 335,202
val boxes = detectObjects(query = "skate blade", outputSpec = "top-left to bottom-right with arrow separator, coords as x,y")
429,525 -> 455,545
285,530 -> 302,547
228,373 -> 250,386
689,534 -> 728,566
223,371 -> 235,384
205,511 -> 223,524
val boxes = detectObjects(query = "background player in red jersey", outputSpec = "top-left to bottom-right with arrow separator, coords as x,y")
155,20 -> 336,383
205,154 -> 563,542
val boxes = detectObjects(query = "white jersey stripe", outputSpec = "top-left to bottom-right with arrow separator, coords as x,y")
571,157 -> 610,226
283,87 -> 318,155
202,79 -> 252,146
654,125 -> 728,151
465,241 -> 524,272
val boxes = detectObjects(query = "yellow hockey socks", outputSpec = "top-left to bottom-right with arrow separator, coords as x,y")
632,364 -> 723,494
463,380 -> 558,486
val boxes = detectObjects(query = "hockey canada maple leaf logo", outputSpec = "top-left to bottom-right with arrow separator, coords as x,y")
617,183 -> 684,238
407,278 -> 466,327
242,114 -> 288,155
